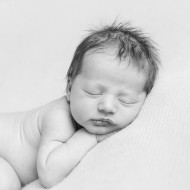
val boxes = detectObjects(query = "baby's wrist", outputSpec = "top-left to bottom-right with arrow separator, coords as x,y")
78,128 -> 98,145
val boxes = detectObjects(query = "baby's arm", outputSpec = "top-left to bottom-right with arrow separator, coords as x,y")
37,97 -> 98,188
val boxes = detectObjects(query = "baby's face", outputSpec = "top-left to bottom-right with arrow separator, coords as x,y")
67,50 -> 147,135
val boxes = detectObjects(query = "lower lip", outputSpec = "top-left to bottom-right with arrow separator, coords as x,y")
92,120 -> 111,126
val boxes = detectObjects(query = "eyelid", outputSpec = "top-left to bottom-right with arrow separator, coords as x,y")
118,98 -> 136,105
84,90 -> 102,95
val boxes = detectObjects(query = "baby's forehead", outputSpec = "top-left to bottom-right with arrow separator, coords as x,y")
82,50 -> 146,83
83,48 -> 144,73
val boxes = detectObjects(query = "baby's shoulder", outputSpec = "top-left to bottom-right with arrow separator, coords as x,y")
40,96 -> 70,122
39,96 -> 75,141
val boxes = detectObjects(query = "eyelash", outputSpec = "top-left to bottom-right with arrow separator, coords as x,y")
85,90 -> 102,96
84,90 -> 135,105
118,99 -> 135,105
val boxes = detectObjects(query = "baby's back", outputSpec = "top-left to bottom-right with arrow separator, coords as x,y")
0,109 -> 42,185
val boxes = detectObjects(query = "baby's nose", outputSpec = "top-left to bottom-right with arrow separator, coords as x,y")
98,96 -> 117,114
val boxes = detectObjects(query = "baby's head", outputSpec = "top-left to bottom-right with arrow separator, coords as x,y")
66,22 -> 160,134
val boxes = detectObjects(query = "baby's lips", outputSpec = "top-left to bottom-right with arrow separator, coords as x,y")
92,118 -> 116,126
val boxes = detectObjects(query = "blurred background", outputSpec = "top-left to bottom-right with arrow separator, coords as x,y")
0,0 -> 190,112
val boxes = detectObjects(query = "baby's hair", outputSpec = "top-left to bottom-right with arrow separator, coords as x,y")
66,21 -> 160,94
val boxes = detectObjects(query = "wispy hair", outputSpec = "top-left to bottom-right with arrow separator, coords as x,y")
66,21 -> 160,94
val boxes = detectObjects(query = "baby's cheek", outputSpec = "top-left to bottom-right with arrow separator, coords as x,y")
119,110 -> 138,128
70,103 -> 87,125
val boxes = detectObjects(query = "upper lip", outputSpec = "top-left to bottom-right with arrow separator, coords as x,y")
92,118 -> 115,125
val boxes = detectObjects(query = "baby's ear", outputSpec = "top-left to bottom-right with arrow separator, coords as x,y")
66,91 -> 70,102
66,84 -> 71,102
66,78 -> 72,102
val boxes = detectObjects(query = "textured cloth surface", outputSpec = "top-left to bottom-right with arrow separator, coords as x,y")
23,66 -> 190,190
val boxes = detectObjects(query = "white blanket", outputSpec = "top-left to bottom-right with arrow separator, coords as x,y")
23,65 -> 190,190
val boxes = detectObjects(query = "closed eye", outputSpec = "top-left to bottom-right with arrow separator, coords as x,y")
118,99 -> 136,106
84,90 -> 102,96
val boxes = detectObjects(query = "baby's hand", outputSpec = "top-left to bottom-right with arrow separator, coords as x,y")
96,130 -> 120,143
